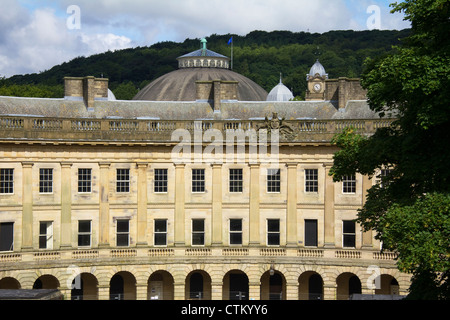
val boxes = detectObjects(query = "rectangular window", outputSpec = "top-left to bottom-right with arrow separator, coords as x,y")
192,169 -> 205,193
116,169 -> 130,193
0,222 -> 14,252
304,219 -> 318,247
39,168 -> 53,193
0,169 -> 14,194
78,168 -> 92,193
343,220 -> 356,248
305,169 -> 318,193
192,219 -> 205,246
78,220 -> 91,247
154,169 -> 168,193
267,219 -> 280,246
229,169 -> 243,193
39,221 -> 53,249
376,169 -> 392,188
116,219 -> 129,247
154,219 -> 167,246
267,169 -> 281,193
229,219 -> 242,245
342,175 -> 356,194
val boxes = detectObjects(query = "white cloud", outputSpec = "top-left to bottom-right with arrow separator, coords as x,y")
0,0 -> 409,77
0,1 -> 132,77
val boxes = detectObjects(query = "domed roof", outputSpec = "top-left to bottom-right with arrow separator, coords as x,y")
133,38 -> 268,101
266,76 -> 294,101
308,59 -> 328,79
133,68 -> 268,101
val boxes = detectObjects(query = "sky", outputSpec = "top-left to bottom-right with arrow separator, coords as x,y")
0,0 -> 411,77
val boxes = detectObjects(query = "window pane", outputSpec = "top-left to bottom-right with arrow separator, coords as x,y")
117,220 -> 129,233
305,219 -> 318,247
78,168 -> 92,193
192,233 -> 204,245
154,219 -> 167,232
154,233 -> 166,246
117,234 -> 129,247
78,220 -> 91,233
305,169 -> 318,193
267,233 -> 280,246
78,234 -> 91,247
343,235 -> 356,248
230,219 -> 242,232
39,168 -> 53,193
229,169 -> 243,193
230,233 -> 242,245
267,169 -> 280,192
0,169 -> 14,194
192,169 -> 205,192
192,219 -> 204,232
154,169 -> 168,193
0,222 -> 14,251
343,221 -> 355,234
267,219 -> 280,232
116,169 -> 130,193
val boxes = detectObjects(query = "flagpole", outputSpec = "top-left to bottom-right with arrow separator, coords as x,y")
228,36 -> 234,70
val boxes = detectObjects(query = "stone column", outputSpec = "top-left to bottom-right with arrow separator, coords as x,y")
211,163 -> 223,246
362,175 -> 373,248
248,282 -> 261,300
136,162 -> 148,246
323,164 -> 335,248
249,164 -> 260,246
60,162 -> 73,249
211,282 -> 223,300
174,164 -> 185,246
286,163 -> 298,247
21,162 -> 33,251
286,282 -> 299,300
174,282 -> 185,300
99,162 -> 111,247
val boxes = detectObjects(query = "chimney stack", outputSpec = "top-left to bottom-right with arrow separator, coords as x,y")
64,76 -> 109,110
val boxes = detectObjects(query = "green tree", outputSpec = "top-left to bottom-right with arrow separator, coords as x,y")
112,81 -> 138,100
329,0 -> 450,299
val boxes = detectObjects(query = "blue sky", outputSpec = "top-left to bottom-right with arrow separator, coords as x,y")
1,0 -> 410,77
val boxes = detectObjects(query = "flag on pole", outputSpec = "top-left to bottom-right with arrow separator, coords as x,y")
227,36 -> 233,45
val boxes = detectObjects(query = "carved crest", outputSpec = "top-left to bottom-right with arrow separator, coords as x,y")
257,112 -> 296,140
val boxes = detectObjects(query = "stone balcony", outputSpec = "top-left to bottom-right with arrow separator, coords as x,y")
0,115 -> 394,145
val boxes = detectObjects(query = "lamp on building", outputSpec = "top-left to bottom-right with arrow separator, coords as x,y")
269,263 -> 275,276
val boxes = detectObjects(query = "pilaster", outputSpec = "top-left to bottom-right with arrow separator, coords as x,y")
174,163 -> 185,246
286,162 -> 298,247
98,162 -> 111,248
249,163 -> 260,246
21,162 -> 33,251
323,163 -> 335,248
60,162 -> 72,249
136,162 -> 148,246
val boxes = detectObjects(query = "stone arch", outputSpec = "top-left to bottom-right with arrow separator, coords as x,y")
70,272 -> 98,300
33,274 -> 60,289
260,269 -> 287,300
185,269 -> 212,300
298,271 -> 324,300
222,269 -> 250,300
148,269 -> 174,300
109,271 -> 136,300
0,276 -> 21,289
336,272 -> 362,300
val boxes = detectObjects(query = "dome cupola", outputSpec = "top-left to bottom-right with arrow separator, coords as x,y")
307,59 -> 328,80
266,74 -> 294,101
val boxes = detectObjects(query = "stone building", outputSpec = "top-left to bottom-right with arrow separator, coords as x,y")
0,40 -> 410,300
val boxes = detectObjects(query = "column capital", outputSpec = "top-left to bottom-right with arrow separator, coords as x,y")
285,162 -> 298,168
99,162 -> 111,168
136,162 -> 148,168
21,162 -> 34,168
61,162 -> 73,168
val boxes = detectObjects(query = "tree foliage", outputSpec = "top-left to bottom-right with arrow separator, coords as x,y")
330,0 -> 450,299
0,29 -> 409,99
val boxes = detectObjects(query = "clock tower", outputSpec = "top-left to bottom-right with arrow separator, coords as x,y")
305,59 -> 328,101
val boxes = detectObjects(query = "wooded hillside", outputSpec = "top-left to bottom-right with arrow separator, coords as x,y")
0,29 -> 410,100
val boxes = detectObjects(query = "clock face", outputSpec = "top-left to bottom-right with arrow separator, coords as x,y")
313,83 -> 322,92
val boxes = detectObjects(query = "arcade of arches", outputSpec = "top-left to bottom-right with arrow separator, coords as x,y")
0,264 -> 405,300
